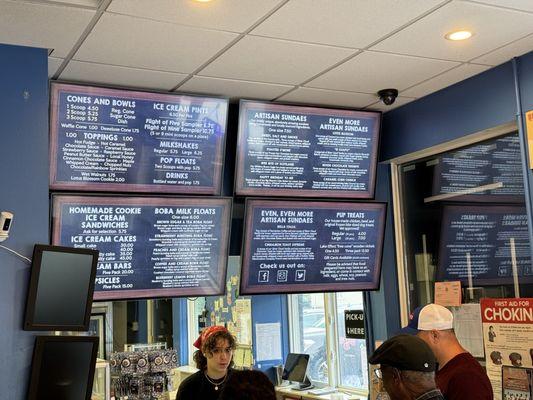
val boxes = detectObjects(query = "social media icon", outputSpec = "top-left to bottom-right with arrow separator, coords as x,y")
258,271 -> 269,283
277,270 -> 288,282
295,270 -> 306,282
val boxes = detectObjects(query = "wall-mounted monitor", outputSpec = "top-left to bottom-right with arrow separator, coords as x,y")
27,336 -> 99,400
240,199 -> 386,295
50,82 -> 228,194
431,133 -> 524,202
235,101 -> 381,199
438,205 -> 532,285
24,244 -> 98,331
52,195 -> 232,300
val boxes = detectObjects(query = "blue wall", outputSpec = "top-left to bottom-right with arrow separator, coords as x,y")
0,44 -> 49,399
379,50 -> 533,336
368,164 -> 401,342
251,294 -> 289,380
381,62 -> 517,161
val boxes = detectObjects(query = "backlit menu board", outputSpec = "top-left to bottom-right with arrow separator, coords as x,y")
52,195 -> 232,300
240,199 -> 386,294
235,101 -> 380,198
432,134 -> 524,202
50,83 -> 228,194
438,205 -> 532,285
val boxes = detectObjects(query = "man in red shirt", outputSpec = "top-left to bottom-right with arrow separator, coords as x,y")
399,303 -> 493,400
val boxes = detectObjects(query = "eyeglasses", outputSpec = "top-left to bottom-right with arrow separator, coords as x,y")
374,366 -> 400,380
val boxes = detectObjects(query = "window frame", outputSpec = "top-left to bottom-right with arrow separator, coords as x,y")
389,121 -> 518,326
288,292 -> 369,396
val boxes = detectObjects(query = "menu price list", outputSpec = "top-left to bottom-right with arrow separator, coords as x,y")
240,200 -> 386,294
438,205 -> 532,285
50,83 -> 228,194
52,196 -> 231,300
236,102 -> 380,198
432,134 -> 524,201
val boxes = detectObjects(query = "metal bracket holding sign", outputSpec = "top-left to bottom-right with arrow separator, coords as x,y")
345,310 -> 365,339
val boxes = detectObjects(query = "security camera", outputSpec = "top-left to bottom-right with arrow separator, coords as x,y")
377,88 -> 399,106
0,211 -> 13,242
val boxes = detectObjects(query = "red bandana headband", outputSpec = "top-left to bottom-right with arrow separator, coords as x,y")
193,326 -> 228,350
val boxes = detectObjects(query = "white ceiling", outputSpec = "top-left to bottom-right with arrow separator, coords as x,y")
3,0 -> 533,111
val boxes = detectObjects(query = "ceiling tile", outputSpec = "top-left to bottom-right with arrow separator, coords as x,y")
402,63 -> 490,97
252,0 -> 444,48
278,87 -> 377,109
108,0 -> 284,33
372,1 -> 533,62
0,0 -> 95,58
307,51 -> 458,93
199,35 -> 354,85
472,33 -> 533,65
468,0 -> 533,13
38,0 -> 102,8
178,76 -> 292,100
365,96 -> 416,112
48,57 -> 63,78
59,61 -> 188,90
74,13 -> 238,73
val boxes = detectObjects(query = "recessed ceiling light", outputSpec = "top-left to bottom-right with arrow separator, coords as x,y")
193,0 -> 214,2
445,30 -> 473,41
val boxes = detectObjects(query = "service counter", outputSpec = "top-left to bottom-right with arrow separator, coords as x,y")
275,385 -> 366,400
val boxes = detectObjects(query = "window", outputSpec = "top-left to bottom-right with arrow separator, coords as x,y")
289,292 -> 368,394
335,292 -> 368,390
394,129 -> 532,309
392,126 -> 533,363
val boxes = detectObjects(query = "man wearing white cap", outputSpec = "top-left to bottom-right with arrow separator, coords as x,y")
399,303 -> 492,400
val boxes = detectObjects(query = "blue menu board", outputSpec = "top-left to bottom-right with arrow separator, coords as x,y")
438,205 -> 532,285
240,199 -> 386,295
50,83 -> 228,194
431,134 -> 524,202
52,195 -> 232,300
235,101 -> 380,199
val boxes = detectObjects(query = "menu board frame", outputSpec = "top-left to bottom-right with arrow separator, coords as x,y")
240,198 -> 386,295
235,100 -> 381,199
437,204 -> 533,286
49,82 -> 229,194
51,194 -> 232,300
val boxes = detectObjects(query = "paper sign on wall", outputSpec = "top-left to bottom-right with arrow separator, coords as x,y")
435,281 -> 462,306
481,298 -> 533,400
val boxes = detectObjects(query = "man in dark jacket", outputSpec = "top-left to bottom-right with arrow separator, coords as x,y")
399,303 -> 493,400
369,335 -> 444,400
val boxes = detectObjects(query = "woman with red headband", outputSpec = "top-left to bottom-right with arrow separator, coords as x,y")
176,326 -> 236,400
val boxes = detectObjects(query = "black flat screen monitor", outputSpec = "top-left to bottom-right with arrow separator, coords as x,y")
235,100 -> 381,199
24,244 -> 98,331
240,199 -> 386,295
27,335 -> 99,400
52,195 -> 232,300
282,353 -> 309,383
49,82 -> 228,195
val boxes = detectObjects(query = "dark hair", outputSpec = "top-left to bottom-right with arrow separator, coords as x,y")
193,330 -> 236,371
490,351 -> 502,364
219,370 -> 276,400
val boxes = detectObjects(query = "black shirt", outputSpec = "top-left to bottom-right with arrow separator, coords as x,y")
176,370 -> 230,400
